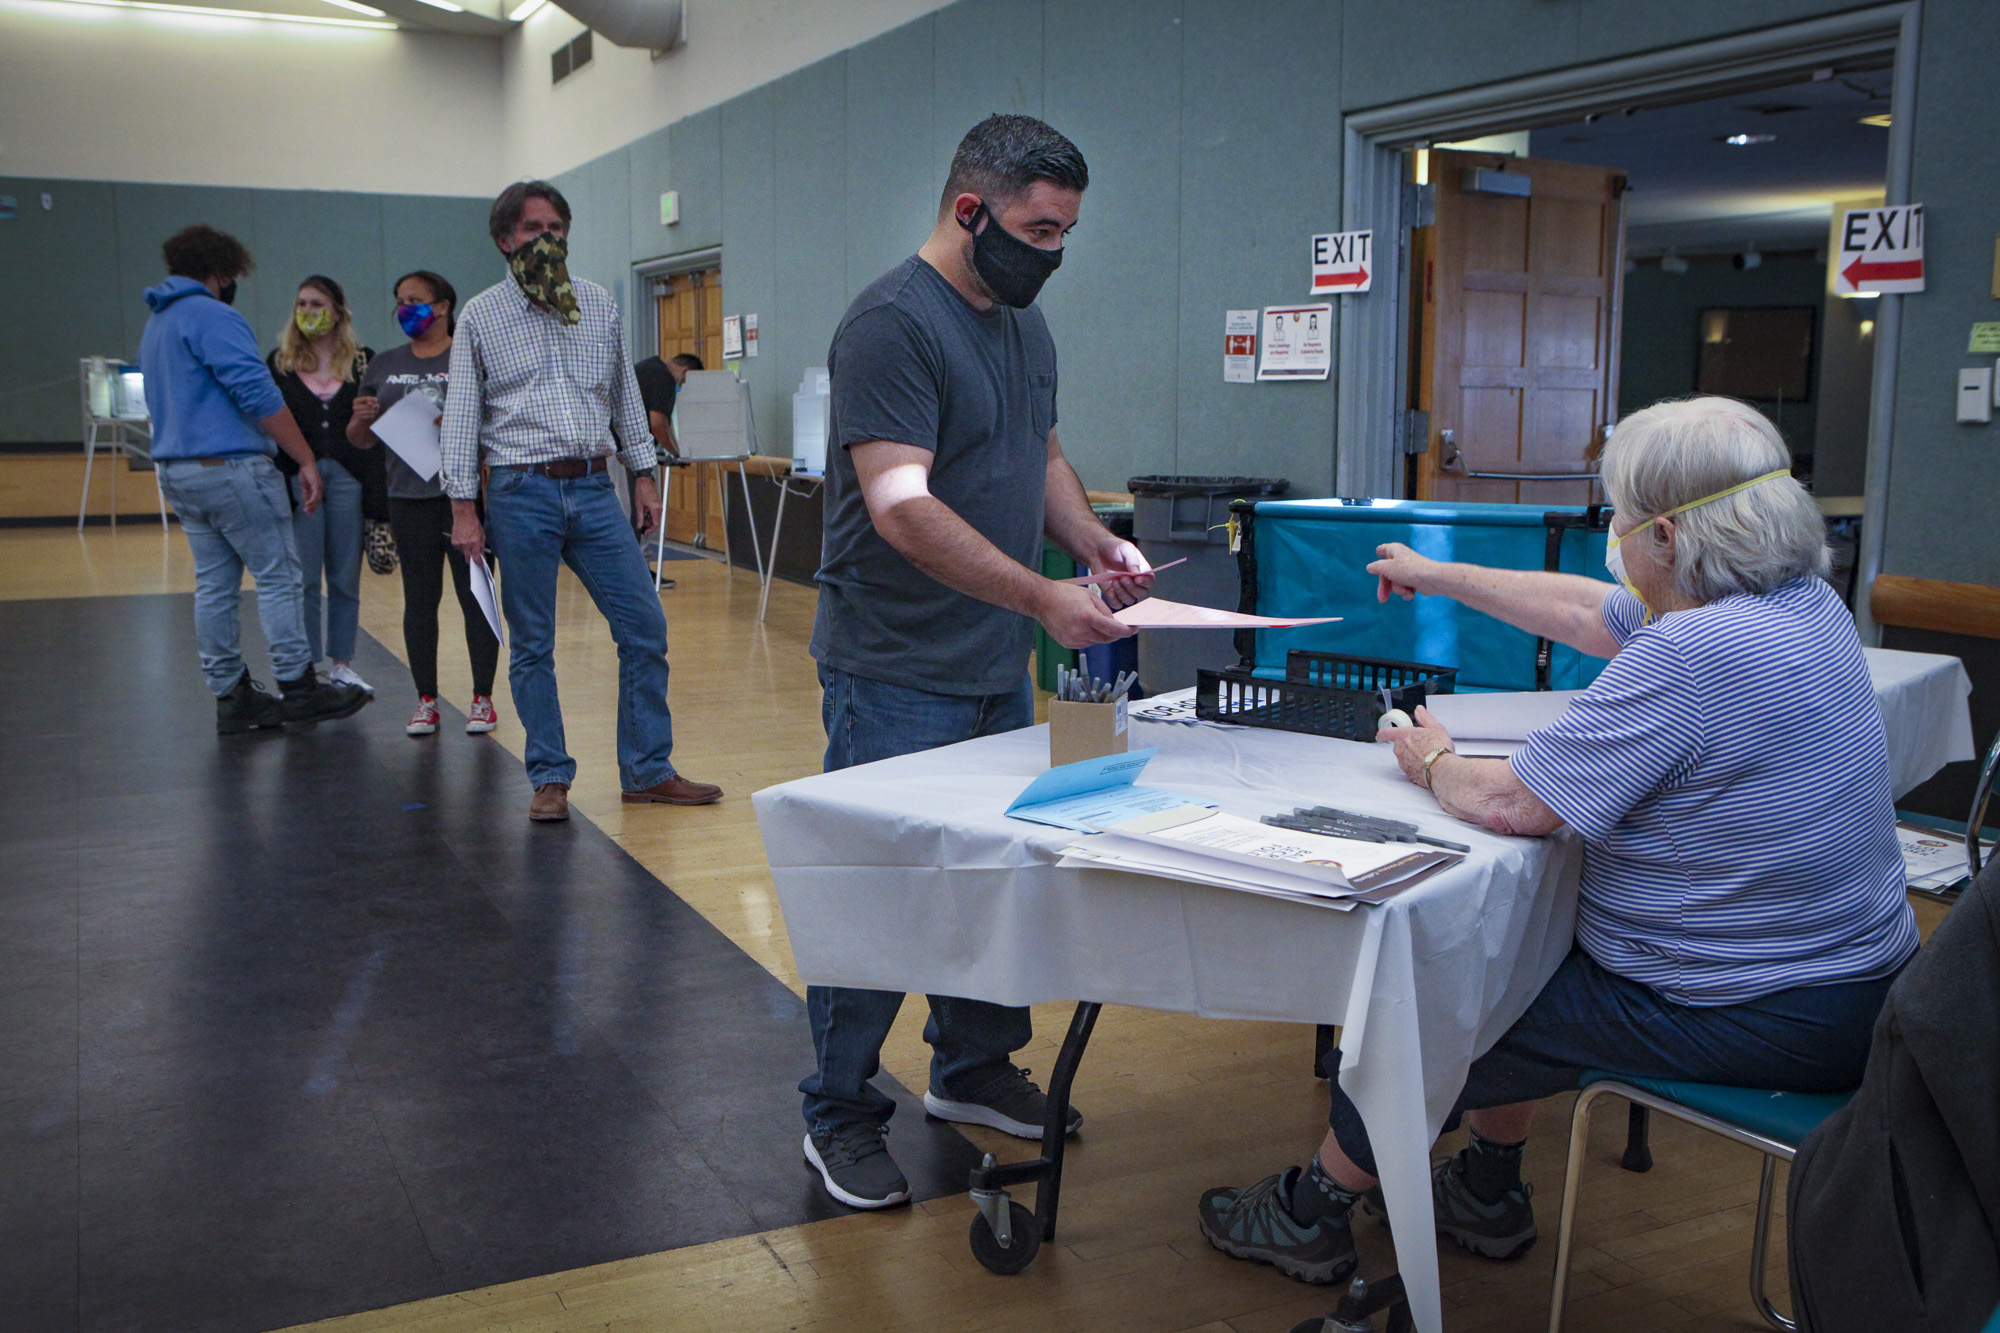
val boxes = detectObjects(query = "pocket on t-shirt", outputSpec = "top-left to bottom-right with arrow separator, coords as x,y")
1030,372 -> 1056,441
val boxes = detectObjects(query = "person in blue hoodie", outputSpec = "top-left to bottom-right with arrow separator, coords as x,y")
142,224 -> 372,734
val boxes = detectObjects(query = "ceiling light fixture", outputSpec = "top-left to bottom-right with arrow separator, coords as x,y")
1659,249 -> 1689,275
1858,113 -> 1892,128
1734,245 -> 1763,271
42,0 -> 393,28
508,0 -> 544,17
408,0 -> 464,11
321,0 -> 386,13
1721,132 -> 1778,146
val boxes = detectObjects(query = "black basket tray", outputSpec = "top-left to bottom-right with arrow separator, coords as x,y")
1195,650 -> 1457,741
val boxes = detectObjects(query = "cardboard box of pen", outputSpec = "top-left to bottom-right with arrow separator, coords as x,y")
1196,649 -> 1456,741
1049,665 -> 1139,768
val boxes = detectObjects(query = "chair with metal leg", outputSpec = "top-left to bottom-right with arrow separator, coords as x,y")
1549,1074 -> 1852,1332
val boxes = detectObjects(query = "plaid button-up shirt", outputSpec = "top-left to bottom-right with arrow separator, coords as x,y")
439,276 -> 657,500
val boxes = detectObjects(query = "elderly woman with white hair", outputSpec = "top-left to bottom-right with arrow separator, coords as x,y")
1198,396 -> 1919,1286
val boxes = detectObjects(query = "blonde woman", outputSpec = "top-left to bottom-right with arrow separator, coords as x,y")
267,275 -> 377,691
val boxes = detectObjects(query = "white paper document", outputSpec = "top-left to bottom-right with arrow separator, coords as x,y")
369,392 -> 443,482
1419,690 -> 1584,742
469,551 -> 504,647
1896,822 -> 1988,894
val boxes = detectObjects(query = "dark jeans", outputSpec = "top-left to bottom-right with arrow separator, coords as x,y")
387,496 -> 499,700
1326,948 -> 1901,1178
800,663 -> 1036,1133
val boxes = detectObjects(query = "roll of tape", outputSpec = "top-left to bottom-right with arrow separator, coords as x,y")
1380,708 -> 1414,730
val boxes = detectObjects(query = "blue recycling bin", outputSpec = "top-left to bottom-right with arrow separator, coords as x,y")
1234,498 -> 1618,692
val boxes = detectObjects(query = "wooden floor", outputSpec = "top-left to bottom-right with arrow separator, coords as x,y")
0,521 -> 1942,1333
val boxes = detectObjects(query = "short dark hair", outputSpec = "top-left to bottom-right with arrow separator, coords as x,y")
940,114 -> 1088,213
489,181 -> 572,243
669,352 -> 704,372
162,225 -> 253,283
394,269 -> 458,333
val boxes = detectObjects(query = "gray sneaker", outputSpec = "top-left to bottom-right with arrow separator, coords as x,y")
804,1123 -> 909,1210
924,1066 -> 1082,1140
1197,1167 -> 1358,1285
1431,1148 -> 1537,1259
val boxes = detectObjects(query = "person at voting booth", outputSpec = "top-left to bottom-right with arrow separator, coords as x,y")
1199,396 -> 1918,1284
350,270 -> 502,737
798,115 -> 1154,1210
440,181 -> 721,823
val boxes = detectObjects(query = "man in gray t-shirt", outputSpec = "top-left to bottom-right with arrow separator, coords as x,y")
800,114 -> 1153,1212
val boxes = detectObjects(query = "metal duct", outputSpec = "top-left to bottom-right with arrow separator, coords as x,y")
548,0 -> 682,49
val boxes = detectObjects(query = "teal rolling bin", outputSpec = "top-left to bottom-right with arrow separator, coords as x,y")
1229,498 -> 1618,692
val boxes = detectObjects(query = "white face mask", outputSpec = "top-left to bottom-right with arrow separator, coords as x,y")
1604,468 -> 1792,619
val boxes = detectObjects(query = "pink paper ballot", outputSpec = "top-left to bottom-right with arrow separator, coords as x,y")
1112,596 -> 1340,630
1059,556 -> 1188,586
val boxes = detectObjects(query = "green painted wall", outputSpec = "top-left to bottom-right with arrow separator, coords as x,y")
0,179 -> 502,444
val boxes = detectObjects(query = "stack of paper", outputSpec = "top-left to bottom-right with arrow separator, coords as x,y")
1897,822 -> 1990,897
1417,690 -> 1586,757
1126,687 -> 1244,729
1059,806 -> 1461,910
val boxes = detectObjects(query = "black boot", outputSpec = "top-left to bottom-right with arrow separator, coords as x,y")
216,672 -> 285,735
277,668 -> 372,729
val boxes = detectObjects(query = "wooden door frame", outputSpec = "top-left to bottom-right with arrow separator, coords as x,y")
632,246 -> 723,359
1333,1 -> 1917,640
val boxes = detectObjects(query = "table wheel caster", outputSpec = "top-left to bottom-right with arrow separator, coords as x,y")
969,1169 -> 1041,1275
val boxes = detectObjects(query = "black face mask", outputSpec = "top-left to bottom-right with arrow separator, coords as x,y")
960,202 -> 1062,308
215,279 -> 238,306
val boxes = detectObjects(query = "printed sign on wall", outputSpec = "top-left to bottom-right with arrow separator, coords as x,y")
1310,230 -> 1372,295
1258,305 -> 1333,381
721,315 -> 744,359
1224,310 -> 1257,383
1834,204 -> 1924,295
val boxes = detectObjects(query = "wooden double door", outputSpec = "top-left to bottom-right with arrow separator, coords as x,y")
1412,149 -> 1626,505
652,265 -> 729,547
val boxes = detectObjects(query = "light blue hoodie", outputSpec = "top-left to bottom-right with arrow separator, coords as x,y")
138,276 -> 286,461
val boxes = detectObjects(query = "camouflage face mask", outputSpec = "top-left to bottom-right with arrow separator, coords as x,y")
508,231 -> 580,325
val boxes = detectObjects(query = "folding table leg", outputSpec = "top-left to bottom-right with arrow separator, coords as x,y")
965,1000 -> 1101,1274
79,423 -> 99,532
736,461 -> 766,581
757,479 -> 789,623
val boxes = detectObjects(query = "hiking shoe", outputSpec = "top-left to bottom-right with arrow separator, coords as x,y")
804,1123 -> 909,1209
406,697 -> 440,736
1431,1148 -> 1537,1259
216,673 -> 285,735
924,1066 -> 1082,1140
464,695 -> 498,734
1197,1167 -> 1358,1285
329,663 -> 373,693
277,670 -> 372,729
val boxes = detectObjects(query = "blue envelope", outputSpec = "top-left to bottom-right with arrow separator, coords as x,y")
1004,748 -> 1217,833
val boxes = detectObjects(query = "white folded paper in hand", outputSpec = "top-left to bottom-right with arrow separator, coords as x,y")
369,392 -> 444,482
469,551 -> 504,647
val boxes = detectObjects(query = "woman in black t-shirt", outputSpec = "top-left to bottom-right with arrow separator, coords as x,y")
267,274 -> 377,693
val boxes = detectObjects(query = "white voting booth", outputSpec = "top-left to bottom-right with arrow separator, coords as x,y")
652,370 -> 765,590
756,368 -> 831,622
78,357 -> 167,531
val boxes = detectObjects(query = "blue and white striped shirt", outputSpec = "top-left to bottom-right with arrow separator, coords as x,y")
1511,578 -> 1918,1006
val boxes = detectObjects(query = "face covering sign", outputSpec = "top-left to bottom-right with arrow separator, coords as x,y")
1258,305 -> 1333,381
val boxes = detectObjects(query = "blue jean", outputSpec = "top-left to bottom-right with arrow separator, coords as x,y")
482,466 -> 676,791
155,455 -> 313,693
1326,948 -> 1901,1177
800,663 -> 1037,1133
289,456 -> 363,664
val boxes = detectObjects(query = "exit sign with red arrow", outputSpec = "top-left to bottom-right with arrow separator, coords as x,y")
1835,204 -> 1924,295
1311,230 -> 1372,295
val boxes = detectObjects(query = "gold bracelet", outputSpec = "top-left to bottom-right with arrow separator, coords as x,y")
1421,746 -> 1454,791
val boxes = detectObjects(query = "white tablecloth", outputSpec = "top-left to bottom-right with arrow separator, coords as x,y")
1864,647 -> 1976,797
751,647 -> 1972,1333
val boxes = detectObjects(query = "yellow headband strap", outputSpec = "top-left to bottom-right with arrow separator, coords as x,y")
1662,468 -> 1793,519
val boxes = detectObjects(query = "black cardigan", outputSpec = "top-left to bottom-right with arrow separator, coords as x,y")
266,349 -> 386,517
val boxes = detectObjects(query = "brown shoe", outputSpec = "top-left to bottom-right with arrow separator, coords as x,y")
529,782 -> 570,822
621,774 -> 723,805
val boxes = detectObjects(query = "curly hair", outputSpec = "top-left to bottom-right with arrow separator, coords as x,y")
161,225 -> 253,283
272,274 -> 362,382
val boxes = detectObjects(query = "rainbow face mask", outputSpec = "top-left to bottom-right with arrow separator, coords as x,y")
396,302 -> 439,338
1606,468 -> 1792,617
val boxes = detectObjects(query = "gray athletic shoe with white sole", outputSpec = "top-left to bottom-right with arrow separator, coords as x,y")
1197,1166 -> 1359,1285
803,1123 -> 909,1210
923,1065 -> 1082,1140
1430,1148 -> 1537,1259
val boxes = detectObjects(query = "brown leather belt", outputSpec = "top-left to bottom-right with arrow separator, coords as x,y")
496,456 -> 610,480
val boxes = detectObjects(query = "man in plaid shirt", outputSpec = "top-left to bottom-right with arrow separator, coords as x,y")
442,180 -> 721,822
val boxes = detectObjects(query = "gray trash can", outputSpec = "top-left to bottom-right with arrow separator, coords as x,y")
1128,475 -> 1289,693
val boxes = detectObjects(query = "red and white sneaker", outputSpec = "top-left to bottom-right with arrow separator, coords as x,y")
406,697 -> 440,736
465,695 -> 499,734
